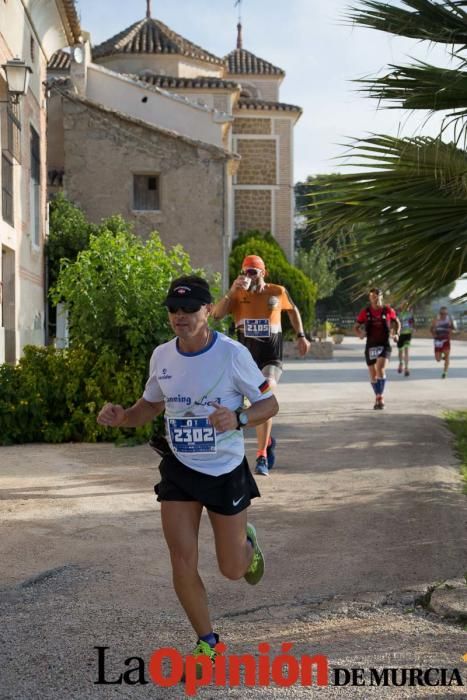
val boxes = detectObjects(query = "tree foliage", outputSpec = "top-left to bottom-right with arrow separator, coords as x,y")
46,193 -> 97,290
295,244 -> 338,300
50,220 -> 211,364
295,177 -> 366,309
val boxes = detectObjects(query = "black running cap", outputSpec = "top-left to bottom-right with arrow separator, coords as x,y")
163,276 -> 213,308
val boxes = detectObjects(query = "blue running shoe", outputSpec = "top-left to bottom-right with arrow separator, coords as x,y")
255,456 -> 269,476
266,436 -> 276,470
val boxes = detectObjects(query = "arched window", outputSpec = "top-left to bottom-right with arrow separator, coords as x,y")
239,82 -> 261,99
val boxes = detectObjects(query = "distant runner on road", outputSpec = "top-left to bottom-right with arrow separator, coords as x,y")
431,306 -> 455,378
396,303 -> 415,376
354,288 -> 400,410
212,254 -> 310,476
97,275 -> 278,672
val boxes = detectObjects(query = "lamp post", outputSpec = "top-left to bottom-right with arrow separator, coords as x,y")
1,58 -> 32,104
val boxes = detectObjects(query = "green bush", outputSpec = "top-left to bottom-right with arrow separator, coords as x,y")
0,217 -> 225,446
229,238 -> 317,332
50,224 -> 195,363
0,345 -> 154,445
232,229 -> 285,254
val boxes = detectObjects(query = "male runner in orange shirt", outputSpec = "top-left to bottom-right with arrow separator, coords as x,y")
212,255 -> 310,476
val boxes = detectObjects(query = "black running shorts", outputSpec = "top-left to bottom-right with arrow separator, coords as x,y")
365,343 -> 392,366
155,453 -> 260,515
236,330 -> 283,371
397,333 -> 412,349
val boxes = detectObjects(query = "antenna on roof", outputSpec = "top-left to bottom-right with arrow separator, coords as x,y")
146,0 -> 151,18
235,0 -> 243,49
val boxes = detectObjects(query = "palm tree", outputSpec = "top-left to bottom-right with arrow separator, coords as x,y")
308,0 -> 467,300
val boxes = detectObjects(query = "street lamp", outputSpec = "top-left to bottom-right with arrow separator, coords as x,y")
1,58 -> 32,104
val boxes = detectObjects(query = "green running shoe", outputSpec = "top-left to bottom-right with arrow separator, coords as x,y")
190,635 -> 219,679
244,523 -> 265,585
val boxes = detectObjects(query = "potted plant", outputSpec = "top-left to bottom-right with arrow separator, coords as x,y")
317,320 -> 334,341
331,325 -> 346,344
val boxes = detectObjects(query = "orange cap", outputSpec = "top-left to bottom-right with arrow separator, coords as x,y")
242,255 -> 266,271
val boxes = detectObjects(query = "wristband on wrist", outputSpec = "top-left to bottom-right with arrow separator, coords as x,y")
296,332 -> 305,339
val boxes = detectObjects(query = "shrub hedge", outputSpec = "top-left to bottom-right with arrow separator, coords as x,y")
0,345 -> 153,445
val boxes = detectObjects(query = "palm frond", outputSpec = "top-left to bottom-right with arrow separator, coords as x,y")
356,60 -> 467,111
347,0 -> 467,45
307,135 -> 467,299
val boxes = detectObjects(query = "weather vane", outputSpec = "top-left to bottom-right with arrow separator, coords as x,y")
234,0 -> 242,22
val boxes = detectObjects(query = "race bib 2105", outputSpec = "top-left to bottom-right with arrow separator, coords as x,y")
244,319 -> 271,338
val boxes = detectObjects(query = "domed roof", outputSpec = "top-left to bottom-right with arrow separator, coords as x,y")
92,17 -> 224,66
225,48 -> 284,76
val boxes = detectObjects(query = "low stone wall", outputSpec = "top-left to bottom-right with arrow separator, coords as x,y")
283,340 -> 333,359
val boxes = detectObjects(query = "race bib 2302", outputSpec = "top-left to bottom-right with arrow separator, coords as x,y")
167,417 -> 217,454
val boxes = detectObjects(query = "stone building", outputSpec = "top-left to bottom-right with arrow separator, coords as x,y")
47,3 -> 302,283
0,0 -> 81,362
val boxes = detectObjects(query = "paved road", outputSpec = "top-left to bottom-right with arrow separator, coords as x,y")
1,338 -> 467,698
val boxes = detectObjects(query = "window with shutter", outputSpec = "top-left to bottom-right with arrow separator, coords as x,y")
133,174 -> 160,210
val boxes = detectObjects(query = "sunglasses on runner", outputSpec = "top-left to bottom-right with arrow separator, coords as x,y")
167,304 -> 204,314
242,268 -> 261,276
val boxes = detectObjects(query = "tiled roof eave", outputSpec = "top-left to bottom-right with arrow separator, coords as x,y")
58,0 -> 81,43
48,49 -> 71,71
236,98 -> 302,114
97,53 -> 221,65
228,72 -> 285,80
128,72 -> 241,91
227,68 -> 285,77
99,48 -> 224,65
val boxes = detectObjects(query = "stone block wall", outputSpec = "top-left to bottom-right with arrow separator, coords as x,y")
233,118 -> 271,135
234,189 -> 271,234
235,139 -> 276,185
